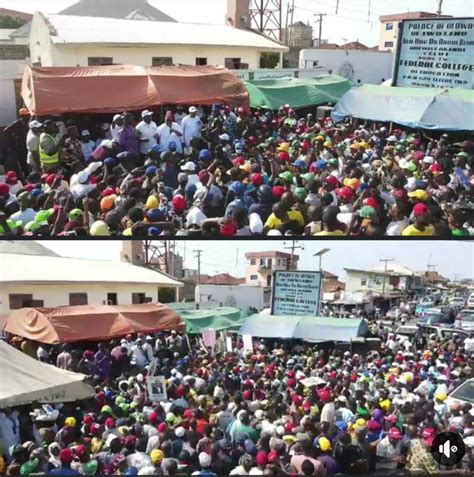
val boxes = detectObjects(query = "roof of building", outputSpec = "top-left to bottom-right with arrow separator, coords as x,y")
0,7 -> 33,21
323,271 -> 338,279
0,241 -> 60,257
324,280 -> 345,293
318,42 -> 340,50
345,264 -> 415,277
340,41 -> 369,50
0,29 -> 17,41
245,251 -> 298,260
424,271 -> 448,283
0,248 -> 183,286
291,21 -> 310,28
379,11 -> 450,22
59,0 -> 176,22
36,13 -> 287,51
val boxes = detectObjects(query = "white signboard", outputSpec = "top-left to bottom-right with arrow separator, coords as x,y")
271,270 -> 322,316
395,18 -> 474,89
242,334 -> 254,352
147,376 -> 167,402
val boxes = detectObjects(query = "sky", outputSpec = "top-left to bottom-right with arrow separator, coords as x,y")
1,0 -> 472,45
39,240 -> 474,282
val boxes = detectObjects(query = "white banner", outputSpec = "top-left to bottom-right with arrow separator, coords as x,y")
395,18 -> 474,89
242,334 -> 253,352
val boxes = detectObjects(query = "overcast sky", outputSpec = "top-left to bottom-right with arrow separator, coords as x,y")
39,240 -> 474,282
1,0 -> 472,45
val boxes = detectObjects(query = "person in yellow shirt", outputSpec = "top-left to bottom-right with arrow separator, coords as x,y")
401,203 -> 435,236
264,202 -> 304,234
315,206 -> 345,236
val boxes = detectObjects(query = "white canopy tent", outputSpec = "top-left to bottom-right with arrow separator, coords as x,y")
0,341 -> 94,408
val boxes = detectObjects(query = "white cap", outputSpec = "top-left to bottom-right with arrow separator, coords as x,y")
175,426 -> 186,438
387,135 -> 398,142
87,161 -> 103,173
249,213 -> 263,234
81,129 -> 90,136
189,106 -> 197,113
141,109 -> 153,118
218,133 -> 230,141
77,171 -> 90,184
267,229 -> 282,236
29,120 -> 42,129
181,161 -> 196,172
199,452 -> 211,468
113,114 -> 121,122
423,156 -> 434,164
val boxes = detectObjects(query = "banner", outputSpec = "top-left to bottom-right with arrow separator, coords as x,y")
147,376 -> 167,402
271,270 -> 322,316
202,330 -> 216,348
242,334 -> 253,352
394,17 -> 474,89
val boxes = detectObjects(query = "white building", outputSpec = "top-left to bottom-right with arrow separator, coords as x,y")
196,284 -> 265,311
299,49 -> 394,85
29,12 -> 287,69
0,242 -> 183,317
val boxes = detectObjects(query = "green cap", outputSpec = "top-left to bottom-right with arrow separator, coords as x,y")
294,187 -> 308,200
291,139 -> 300,148
68,208 -> 84,220
455,151 -> 469,159
301,172 -> 315,183
358,206 -> 376,219
405,161 -> 417,172
35,208 -> 55,223
279,171 -> 293,182
23,221 -> 42,233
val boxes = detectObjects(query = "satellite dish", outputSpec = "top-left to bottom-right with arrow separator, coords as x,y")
339,62 -> 355,81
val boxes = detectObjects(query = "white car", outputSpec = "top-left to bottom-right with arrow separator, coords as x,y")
449,296 -> 466,308
455,309 -> 474,333
446,378 -> 474,415
468,293 -> 474,309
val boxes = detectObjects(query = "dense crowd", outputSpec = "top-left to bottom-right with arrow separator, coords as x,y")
1,324 -> 473,476
0,105 -> 472,237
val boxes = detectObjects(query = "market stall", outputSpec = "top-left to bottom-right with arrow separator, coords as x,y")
239,313 -> 368,342
21,64 -> 249,116
178,307 -> 248,334
3,303 -> 185,344
331,84 -> 474,130
244,74 -> 352,110
0,340 -> 94,408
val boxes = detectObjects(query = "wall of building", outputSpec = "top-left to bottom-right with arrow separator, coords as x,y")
0,54 -> 29,126
345,271 -> 393,294
29,14 -> 54,66
0,282 -> 179,315
379,20 -> 398,51
299,49 -> 394,84
195,284 -> 265,310
245,256 -> 296,287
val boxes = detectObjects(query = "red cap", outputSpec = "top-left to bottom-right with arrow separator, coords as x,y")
198,170 -> 210,184
157,422 -> 168,433
292,394 -> 302,405
268,451 -> 279,463
412,151 -> 425,161
256,451 -> 268,466
0,183 -> 10,197
388,427 -> 402,439
250,173 -> 263,186
75,445 -> 87,458
430,162 -> 442,173
337,187 -> 355,200
172,195 -> 186,211
24,183 -> 34,192
83,415 -> 94,425
105,417 -> 116,429
232,157 -> 245,167
285,421 -> 295,433
413,203 -> 429,217
324,176 -> 339,187
363,197 -> 379,209
277,151 -> 290,162
243,390 -> 252,400
248,136 -> 257,144
60,448 -> 74,464
287,378 -> 296,388
148,411 -> 159,425
422,427 -> 436,447
272,186 -> 285,198
102,187 -> 115,197
6,171 -> 18,185
385,414 -> 398,423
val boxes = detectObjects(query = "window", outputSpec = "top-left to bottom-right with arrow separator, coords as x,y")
267,259 -> 272,267
132,292 -> 146,304
250,275 -> 258,280
195,57 -> 207,66
385,23 -> 393,30
360,278 -> 367,286
69,293 -> 88,306
8,294 -> 37,309
225,57 -> 241,70
375,277 -> 383,285
384,41 -> 394,48
266,275 -> 272,287
152,57 -> 173,66
250,259 -> 256,265
88,57 -> 113,66
107,293 -> 118,305
260,258 -> 265,265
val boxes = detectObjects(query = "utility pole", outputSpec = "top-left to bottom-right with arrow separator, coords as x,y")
194,249 -> 203,284
284,240 -> 304,270
314,13 -> 326,48
437,0 -> 443,15
285,2 -> 290,46
380,258 -> 394,295
289,0 -> 295,46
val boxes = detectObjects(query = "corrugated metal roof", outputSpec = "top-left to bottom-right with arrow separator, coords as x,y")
59,0 -> 176,22
41,14 -> 287,51
0,253 -> 183,286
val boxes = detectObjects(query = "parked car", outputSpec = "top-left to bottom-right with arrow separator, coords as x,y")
446,379 -> 474,415
455,309 -> 474,333
417,308 -> 452,327
467,293 -> 474,308
449,296 -> 466,308
394,325 -> 418,342
417,325 -> 470,341
386,308 -> 398,320
416,297 -> 436,316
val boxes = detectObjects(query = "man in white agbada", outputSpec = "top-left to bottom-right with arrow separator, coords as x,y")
136,110 -> 159,155
157,111 -> 183,153
181,106 -> 203,147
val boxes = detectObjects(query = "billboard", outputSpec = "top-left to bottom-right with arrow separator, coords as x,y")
394,17 -> 474,89
271,270 -> 322,316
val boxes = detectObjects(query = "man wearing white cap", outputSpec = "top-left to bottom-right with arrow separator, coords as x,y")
136,110 -> 158,155
26,120 -> 43,172
181,106 -> 202,147
80,130 -> 95,162
110,114 -> 124,140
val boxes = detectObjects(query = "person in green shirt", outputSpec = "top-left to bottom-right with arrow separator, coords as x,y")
228,411 -> 257,443
448,209 -> 470,237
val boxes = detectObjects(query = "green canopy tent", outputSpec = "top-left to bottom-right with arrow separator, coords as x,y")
176,307 -> 249,334
244,74 -> 353,110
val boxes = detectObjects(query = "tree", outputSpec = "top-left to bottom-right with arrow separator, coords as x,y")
259,52 -> 280,69
158,287 -> 176,303
0,15 -> 28,29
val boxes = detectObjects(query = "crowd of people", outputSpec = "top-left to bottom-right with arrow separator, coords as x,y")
0,104 -> 472,237
1,322 -> 473,476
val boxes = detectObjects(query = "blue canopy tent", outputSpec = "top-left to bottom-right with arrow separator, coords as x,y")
239,314 -> 368,342
331,85 -> 474,131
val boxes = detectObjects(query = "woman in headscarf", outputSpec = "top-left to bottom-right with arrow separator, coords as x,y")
47,442 -> 61,472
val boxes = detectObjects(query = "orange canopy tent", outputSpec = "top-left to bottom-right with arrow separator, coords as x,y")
21,64 -> 249,116
3,303 -> 186,344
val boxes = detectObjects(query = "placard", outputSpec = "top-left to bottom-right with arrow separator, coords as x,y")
394,17 -> 474,89
271,270 -> 322,316
242,334 -> 254,352
202,330 -> 216,348
147,375 -> 167,402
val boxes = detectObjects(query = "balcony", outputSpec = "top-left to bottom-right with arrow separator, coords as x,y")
258,264 -> 272,271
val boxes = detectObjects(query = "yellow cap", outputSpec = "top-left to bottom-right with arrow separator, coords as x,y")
146,195 -> 159,210
318,437 -> 332,452
435,392 -> 447,402
323,141 -> 333,148
380,399 -> 391,411
65,417 -> 76,427
277,142 -> 290,152
150,449 -> 164,464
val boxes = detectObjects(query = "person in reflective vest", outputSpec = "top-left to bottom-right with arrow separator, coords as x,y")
39,120 -> 60,171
